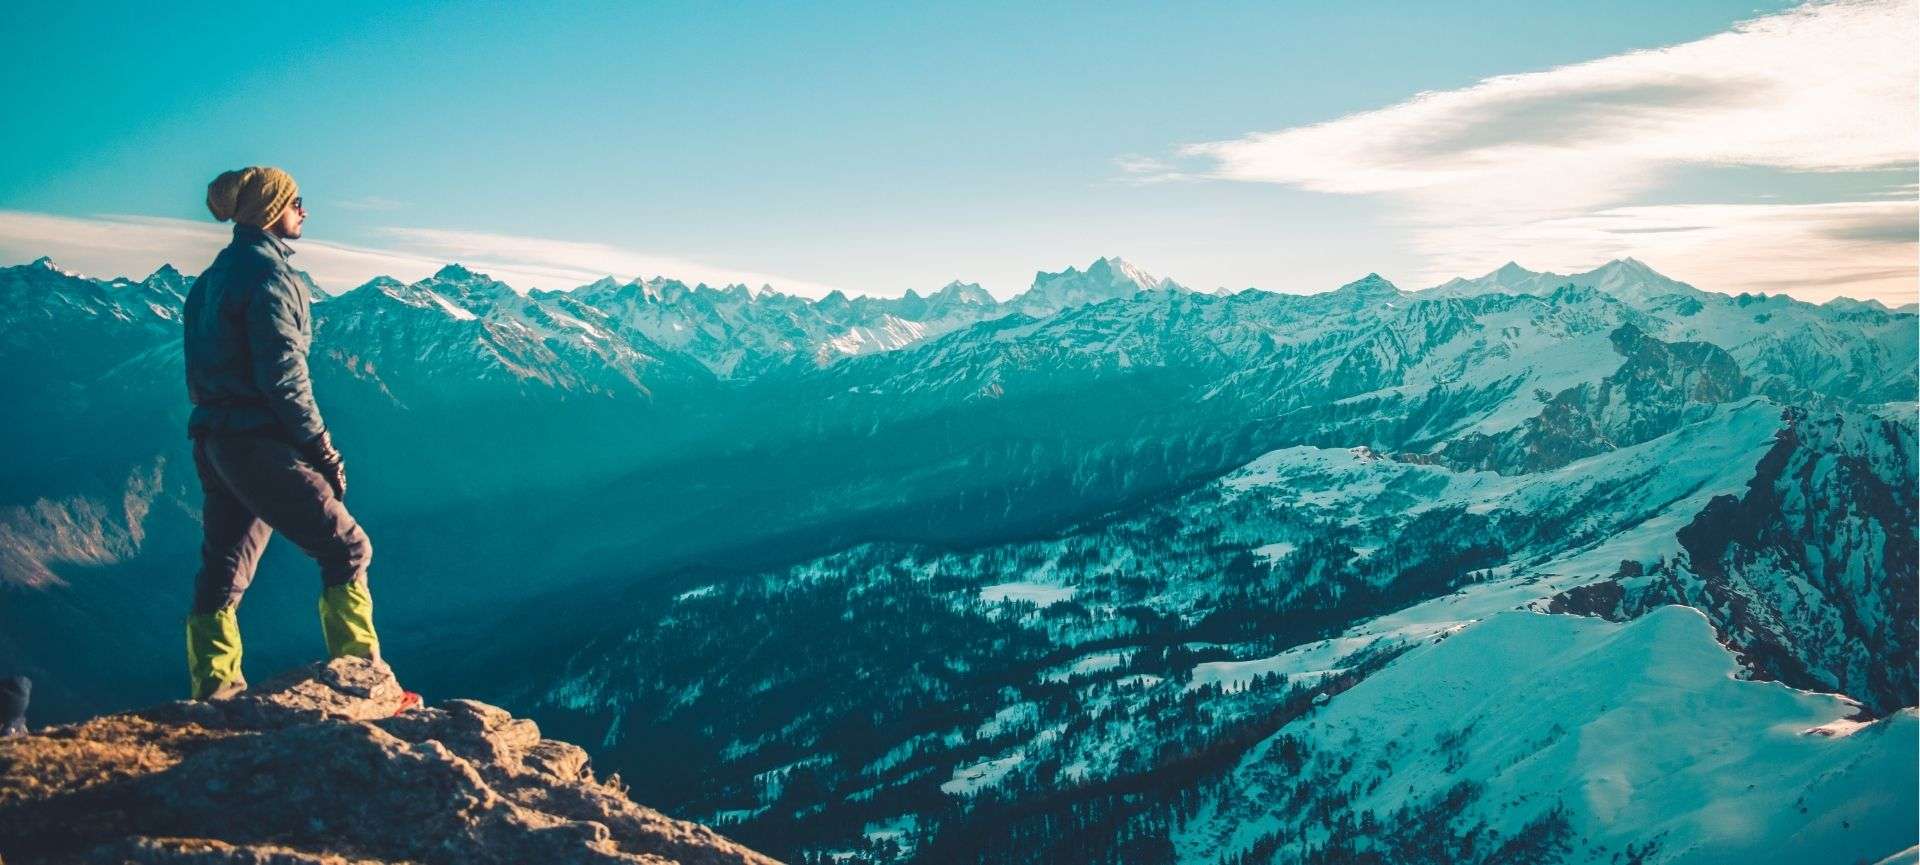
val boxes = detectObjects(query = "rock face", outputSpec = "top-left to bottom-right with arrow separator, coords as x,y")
1428,324 -> 1750,473
0,658 -> 780,865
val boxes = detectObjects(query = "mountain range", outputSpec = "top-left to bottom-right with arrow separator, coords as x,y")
0,249 -> 1913,864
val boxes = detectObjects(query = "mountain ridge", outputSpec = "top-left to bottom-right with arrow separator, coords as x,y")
0,248 -> 1913,863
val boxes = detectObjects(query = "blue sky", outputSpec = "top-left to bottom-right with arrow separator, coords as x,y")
2,0 -> 1913,302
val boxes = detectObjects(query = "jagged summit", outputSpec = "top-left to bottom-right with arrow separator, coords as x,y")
1419,256 -> 1703,305
15,256 -> 87,280
355,275 -> 408,291
927,280 -> 996,310
1013,256 -> 1185,316
1332,272 -> 1402,298
1083,255 -> 1157,287
433,263 -> 482,281
573,275 -> 625,294
0,657 -> 776,865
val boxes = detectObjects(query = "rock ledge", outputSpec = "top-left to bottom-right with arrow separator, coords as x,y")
0,658 -> 779,865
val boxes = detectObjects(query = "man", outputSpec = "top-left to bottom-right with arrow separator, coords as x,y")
183,166 -> 416,709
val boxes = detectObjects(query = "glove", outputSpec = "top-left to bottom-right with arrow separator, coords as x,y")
304,430 -> 348,500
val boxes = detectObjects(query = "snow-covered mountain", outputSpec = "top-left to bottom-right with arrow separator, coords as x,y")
1419,259 -> 1916,409
1008,255 -> 1186,317
564,275 -> 997,378
318,264 -> 708,405
0,251 -> 1913,864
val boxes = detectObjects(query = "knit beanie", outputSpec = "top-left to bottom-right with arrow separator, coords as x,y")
206,166 -> 299,230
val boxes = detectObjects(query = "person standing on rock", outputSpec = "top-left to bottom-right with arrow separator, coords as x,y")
182,166 -> 416,710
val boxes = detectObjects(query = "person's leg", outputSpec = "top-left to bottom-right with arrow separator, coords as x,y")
0,676 -> 30,736
187,437 -> 273,699
201,435 -> 379,660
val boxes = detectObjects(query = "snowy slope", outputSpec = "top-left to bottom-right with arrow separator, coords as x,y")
536,397 -> 1876,862
1176,606 -> 1916,865
3,249 -> 1913,865
1418,259 -> 1916,409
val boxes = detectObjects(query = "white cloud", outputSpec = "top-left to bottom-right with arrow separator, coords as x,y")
1110,155 -> 1197,184
0,211 -> 846,298
1151,0 -> 1918,302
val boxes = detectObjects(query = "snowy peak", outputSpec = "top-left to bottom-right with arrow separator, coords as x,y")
1491,260 -> 1536,280
816,288 -> 852,312
350,275 -> 406,293
576,275 -> 624,294
1423,260 -> 1562,298
930,280 -> 996,308
14,256 -> 88,282
143,263 -> 186,285
1015,256 -> 1184,315
337,273 -> 485,321
1327,272 -> 1404,305
1583,256 -> 1666,284
411,266 -> 520,317
1339,272 -> 1398,291
324,265 -> 518,318
0,254 -> 192,325
1084,255 -> 1164,291
1421,256 -> 1703,306
432,262 -> 481,281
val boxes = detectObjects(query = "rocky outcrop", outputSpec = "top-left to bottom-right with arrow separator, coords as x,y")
1651,407 -> 1915,714
0,658 -> 780,865
1544,407 -> 1918,715
1428,324 -> 1750,473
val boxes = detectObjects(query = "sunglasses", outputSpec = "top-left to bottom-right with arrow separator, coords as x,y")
290,196 -> 306,212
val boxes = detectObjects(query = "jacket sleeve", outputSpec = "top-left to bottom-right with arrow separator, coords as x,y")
245,267 -> 328,445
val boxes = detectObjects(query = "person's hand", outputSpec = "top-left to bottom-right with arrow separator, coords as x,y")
305,430 -> 348,500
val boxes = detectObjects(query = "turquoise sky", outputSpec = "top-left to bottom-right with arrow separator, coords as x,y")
4,1 -> 1913,302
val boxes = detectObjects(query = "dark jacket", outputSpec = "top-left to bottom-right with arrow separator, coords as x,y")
183,224 -> 327,445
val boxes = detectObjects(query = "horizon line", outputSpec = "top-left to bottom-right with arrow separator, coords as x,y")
6,248 -> 1914,311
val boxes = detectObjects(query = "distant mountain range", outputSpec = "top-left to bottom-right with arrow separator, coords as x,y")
1,250 -> 1913,864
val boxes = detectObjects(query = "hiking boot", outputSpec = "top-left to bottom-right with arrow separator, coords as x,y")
201,678 -> 249,701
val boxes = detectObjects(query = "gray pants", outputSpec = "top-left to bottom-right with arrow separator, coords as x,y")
191,434 -> 372,614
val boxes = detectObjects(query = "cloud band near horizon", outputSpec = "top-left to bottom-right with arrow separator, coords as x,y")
1137,0 -> 1918,305
0,211 -> 845,298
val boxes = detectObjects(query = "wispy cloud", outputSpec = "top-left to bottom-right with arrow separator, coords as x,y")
1142,0 -> 1918,303
1462,200 -> 1917,302
0,211 -> 846,298
1110,155 -> 1198,184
